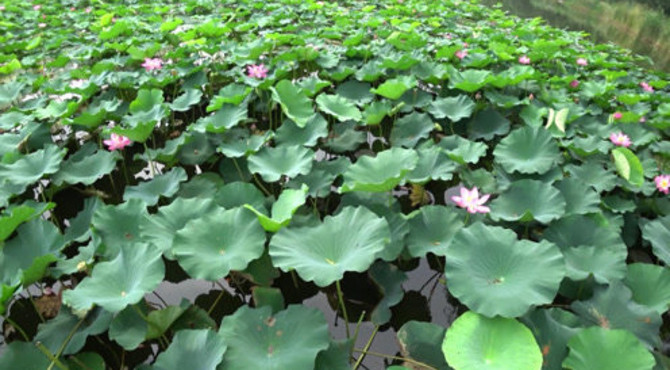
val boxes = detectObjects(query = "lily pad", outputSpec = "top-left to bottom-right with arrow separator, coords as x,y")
624,263 -> 670,314
123,167 -> 188,206
390,112 -> 434,148
247,145 -> 314,182
397,321 -> 449,370
428,95 -> 475,122
340,147 -> 418,192
316,94 -> 362,122
152,329 -> 226,370
490,179 -> 566,223
52,143 -> 117,186
494,125 -> 560,174
563,327 -> 655,370
245,184 -> 309,232
271,80 -> 315,127
641,216 -> 670,265
406,205 -> 463,257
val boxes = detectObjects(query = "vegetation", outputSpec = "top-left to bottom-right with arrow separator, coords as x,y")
0,0 -> 669,368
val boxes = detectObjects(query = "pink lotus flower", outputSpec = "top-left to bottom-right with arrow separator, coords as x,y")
570,79 -> 580,88
609,132 -> 631,147
576,58 -> 588,66
639,116 -> 646,123
33,5 -> 41,11
0,5 -> 5,11
103,134 -> 132,151
85,7 -> 92,13
655,175 -> 670,194
518,55 -> 531,65
452,186 -> 490,214
141,58 -> 163,72
613,112 -> 623,120
247,64 -> 268,79
69,79 -> 86,89
455,50 -> 468,60
640,82 -> 654,93
38,23 -> 46,28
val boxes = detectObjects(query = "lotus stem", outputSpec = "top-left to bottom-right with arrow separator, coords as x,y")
47,316 -> 85,370
353,325 -> 378,369
35,342 -> 68,370
352,348 -> 437,370
335,280 -> 350,338
3,315 -> 30,341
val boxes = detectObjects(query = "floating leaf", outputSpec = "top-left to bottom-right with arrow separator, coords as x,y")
624,263 -> 670,314
494,125 -> 560,174
271,80 -> 315,127
611,147 -> 644,187
428,95 -> 475,122
406,205 -> 463,257
563,327 -> 655,370
245,184 -> 309,232
642,216 -> 670,265
152,329 -> 226,370
390,112 -> 434,148
490,179 -> 566,223
340,147 -> 418,192
316,94 -> 362,122
247,145 -> 314,182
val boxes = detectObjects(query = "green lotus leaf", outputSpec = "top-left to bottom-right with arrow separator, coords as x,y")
399,89 -> 433,111
356,60 -> 385,82
108,305 -> 148,350
0,81 -> 25,110
564,160 -> 618,193
175,131 -> 214,165
358,202 -> 408,261
370,75 -> 417,100
624,263 -> 670,314
521,308 -> 581,370
215,182 -> 266,211
428,95 -> 475,122
207,84 -> 252,111
490,179 -> 566,223
271,80 -> 315,127
406,205 -> 463,257
437,135 -> 487,165
217,128 -> 274,158
252,286 -> 285,314
314,339 -> 354,370
363,100 -> 392,125
177,172 -> 224,199
275,114 -> 328,147
198,104 -> 248,133
34,306 -> 112,356
447,68 -> 492,92
612,147 -> 644,187
555,178 -> 601,216
0,283 -> 18,315
298,76 -> 331,97
0,341 -> 50,368
571,282 -> 661,348
52,143 -> 117,186
172,207 -> 265,280
269,206 -> 390,287
123,167 -> 188,206
335,80 -> 373,106
544,215 -> 627,251
170,89 -> 202,112
562,245 -> 627,283
340,147 -> 418,193
65,352 -> 105,369
316,94 -> 362,122
245,184 -> 308,232
0,145 -> 67,195
563,327 -> 655,370
468,107 -> 510,142
91,198 -> 149,258
247,145 -> 314,182
62,243 -> 165,313
2,218 -> 66,286
397,321 -> 449,370
141,197 -> 219,257
642,216 -> 670,265
0,203 -> 52,242
370,261 -> 407,325
152,329 -> 226,370
494,125 -> 560,174
490,65 -> 535,88
390,112 -> 434,148
218,305 -> 330,370
324,121 -> 367,152
442,311 -> 542,370
145,305 -> 187,340
406,143 -> 457,183
446,223 -> 565,317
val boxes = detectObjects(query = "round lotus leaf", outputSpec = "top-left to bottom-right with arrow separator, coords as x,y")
493,125 -> 560,174
406,205 -> 463,257
624,263 -> 670,314
219,305 -> 329,370
467,107 -> 510,140
247,145 -> 314,182
275,114 -> 328,147
316,93 -> 362,122
442,311 -> 542,370
0,144 -> 67,195
490,179 -> 566,223
555,178 -> 601,216
427,94 -> 475,122
52,142 -> 117,186
390,112 -> 434,148
123,167 -> 188,206
270,80 -> 315,127
521,308 -> 582,370
397,321 -> 448,369
91,198 -> 149,258
340,147 -> 418,193
62,243 -> 165,313
0,341 -> 50,369
152,329 -> 226,370
562,245 -> 627,283
544,214 -> 626,251
34,306 -> 112,356
641,215 -> 670,265
445,222 -> 565,317
173,207 -> 266,281
562,327 -> 655,370
269,206 -> 390,287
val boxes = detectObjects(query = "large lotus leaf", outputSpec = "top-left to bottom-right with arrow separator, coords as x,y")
217,128 -> 274,158
390,112 -> 434,148
563,327 -> 655,370
565,160 -> 618,193
0,145 -> 67,194
397,321 -> 449,370
365,203 -> 409,261
467,108 -> 510,141
340,147 -> 418,193
544,215 -> 626,251
108,305 -> 148,350
198,104 -> 248,133
442,311 -> 542,370
2,218 -> 66,286
490,179 -> 566,223
612,147 -> 644,187
141,197 -> 219,257
0,81 -> 25,110
218,305 -> 330,370
335,80 -> 373,106
624,263 -> 670,314
428,95 -> 475,122
62,243 -> 165,313
153,329 -> 226,370
521,308 -> 581,370
177,172 -> 224,199
437,135 -> 487,165
245,184 -> 308,232
178,132 -> 215,164
316,94 -> 362,122
0,341 -> 50,369
0,203 -> 51,242
370,75 -> 417,100
363,100 -> 392,125
571,282 -> 661,348
34,306 -> 112,356
298,76 -> 331,97
406,205 -> 463,257
52,143 -> 117,186
215,182 -> 266,211
207,84 -> 252,111
562,245 -> 627,283
494,125 -> 560,174
446,223 -> 565,317
369,261 -> 407,325
314,339 -> 354,370
270,80 -> 315,127
247,145 -> 314,182
324,121 -> 367,152
406,143 -> 457,183
641,216 -> 670,265
123,167 -> 188,206
555,178 -> 601,216
447,68 -> 492,92
172,207 -> 266,281
91,199 -> 149,258
275,114 -> 328,147
170,89 -> 203,112
269,206 -> 390,287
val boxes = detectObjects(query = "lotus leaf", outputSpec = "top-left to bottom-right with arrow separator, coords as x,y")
428,95 -> 475,122
152,329 -> 226,370
271,80 -> 315,127
490,179 -> 566,223
248,145 -> 314,182
123,167 -> 188,206
494,125 -> 560,174
340,147 -> 418,192
316,94 -> 362,122
641,216 -> 670,265
624,263 -> 670,314
563,327 -> 655,370
390,112 -> 434,148
245,184 -> 309,232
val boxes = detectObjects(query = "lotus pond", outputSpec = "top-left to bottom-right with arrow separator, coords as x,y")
1,0 -> 670,369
